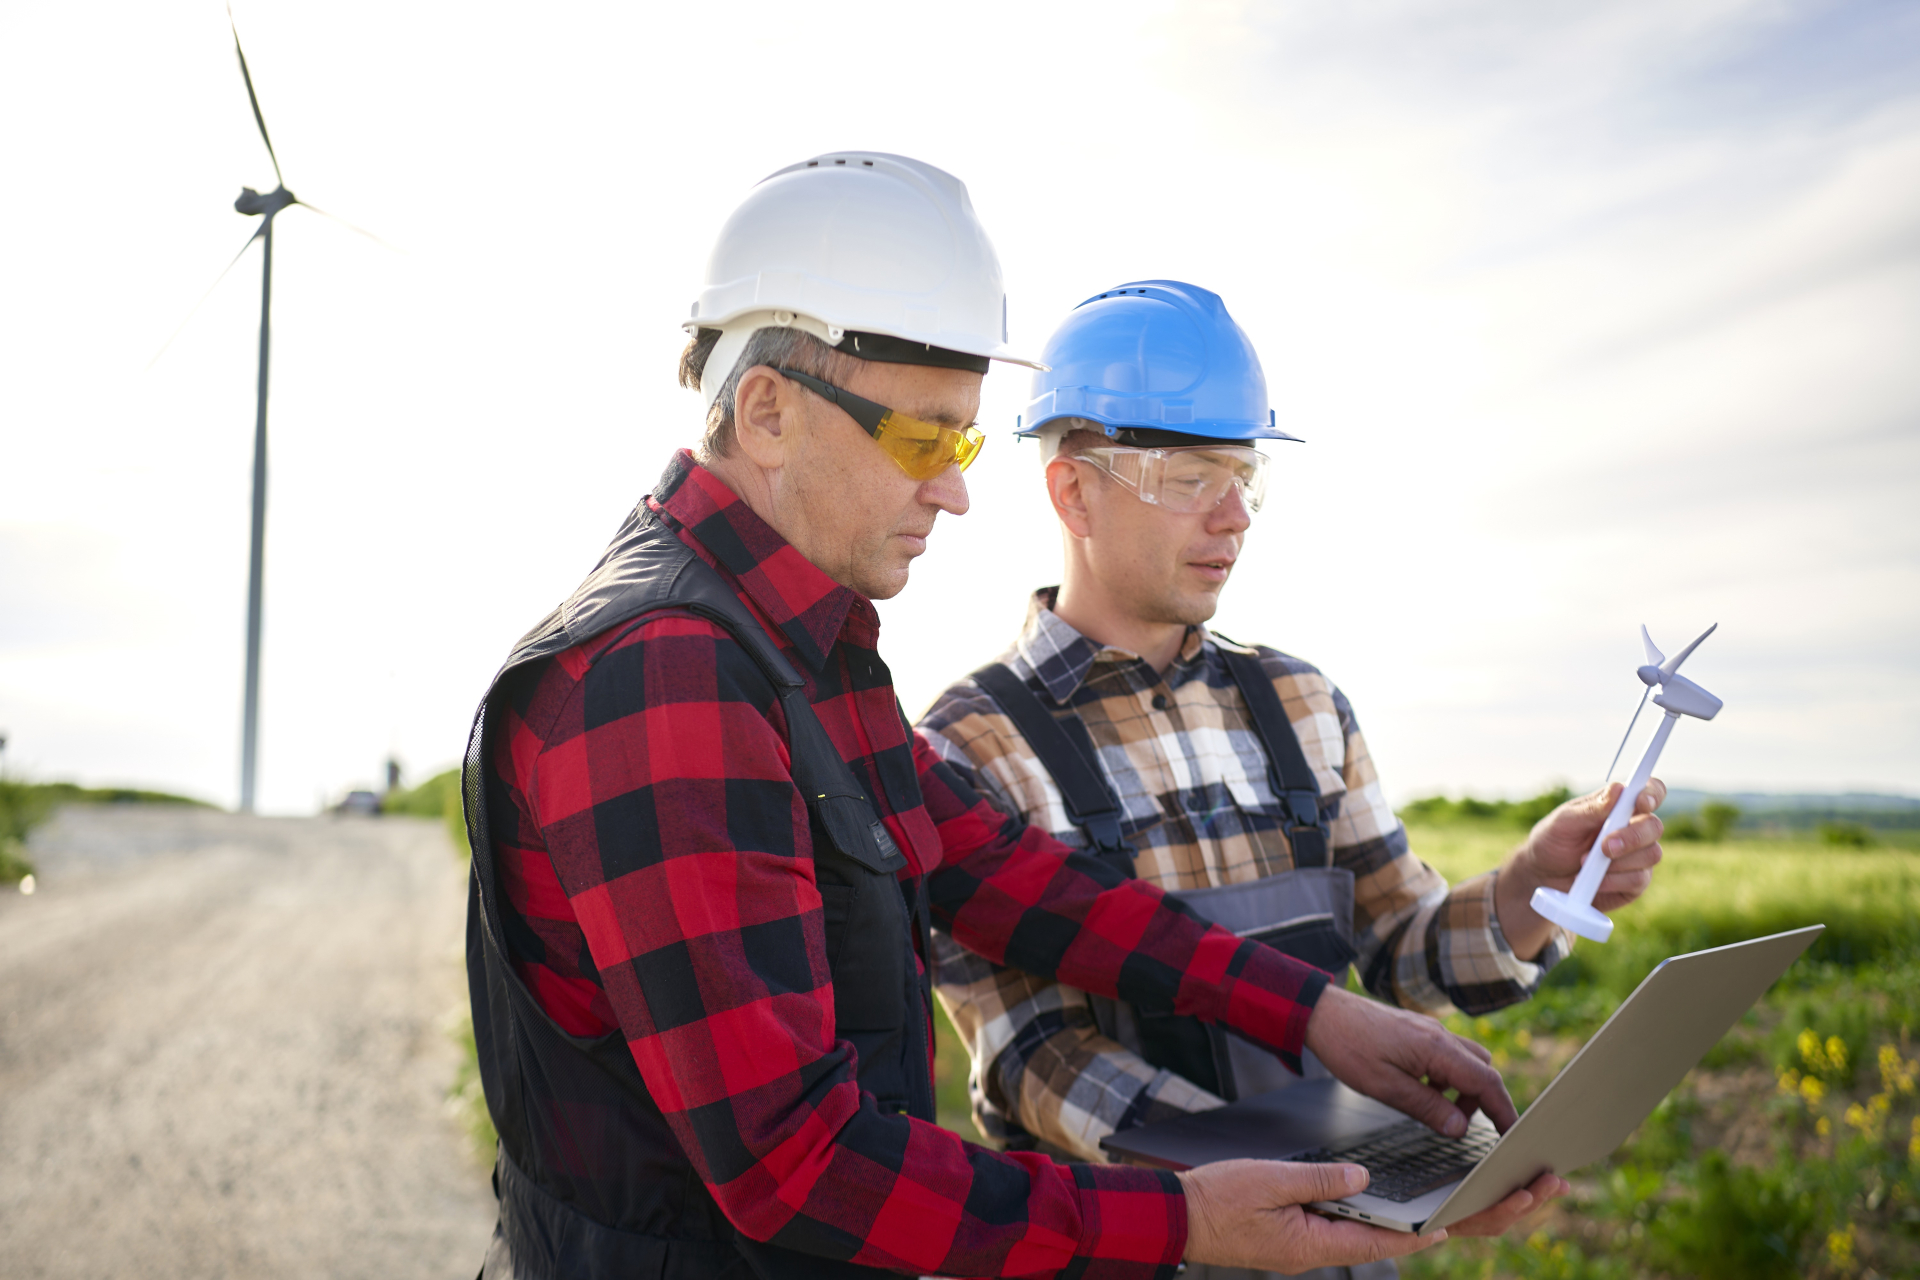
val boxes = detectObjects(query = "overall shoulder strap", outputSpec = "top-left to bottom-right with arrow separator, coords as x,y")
970,663 -> 1135,877
1219,648 -> 1329,869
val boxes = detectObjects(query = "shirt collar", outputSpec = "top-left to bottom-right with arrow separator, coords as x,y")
1013,587 -> 1210,702
647,450 -> 867,672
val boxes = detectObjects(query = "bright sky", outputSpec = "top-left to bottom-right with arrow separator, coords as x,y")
3,1 -> 1916,812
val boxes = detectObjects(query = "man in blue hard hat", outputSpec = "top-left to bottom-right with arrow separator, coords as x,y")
920,281 -> 1668,1278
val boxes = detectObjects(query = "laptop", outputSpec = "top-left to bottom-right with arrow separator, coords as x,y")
1101,925 -> 1822,1233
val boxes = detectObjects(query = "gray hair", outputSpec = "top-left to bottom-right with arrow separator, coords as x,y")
678,326 -> 854,462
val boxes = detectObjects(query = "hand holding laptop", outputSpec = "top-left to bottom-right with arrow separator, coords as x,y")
1177,1158 -> 1571,1269
1177,1159 -> 1449,1270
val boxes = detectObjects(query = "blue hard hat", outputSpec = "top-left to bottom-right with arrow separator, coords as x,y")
1016,280 -> 1301,443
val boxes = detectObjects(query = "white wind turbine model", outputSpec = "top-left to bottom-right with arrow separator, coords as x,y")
1532,624 -> 1724,944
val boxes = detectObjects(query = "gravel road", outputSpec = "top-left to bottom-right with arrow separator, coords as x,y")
0,805 -> 495,1278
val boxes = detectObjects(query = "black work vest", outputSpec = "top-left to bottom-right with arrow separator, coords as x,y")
463,504 -> 934,1280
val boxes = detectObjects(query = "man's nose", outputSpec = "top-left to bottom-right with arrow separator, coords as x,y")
1208,481 -> 1252,534
922,463 -> 971,517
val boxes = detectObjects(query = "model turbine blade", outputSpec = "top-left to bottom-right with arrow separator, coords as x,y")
1603,686 -> 1651,785
1640,624 -> 1665,668
1658,622 -> 1718,681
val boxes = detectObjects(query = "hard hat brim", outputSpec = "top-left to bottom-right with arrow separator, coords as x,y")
684,312 -> 1045,372
1016,395 -> 1303,443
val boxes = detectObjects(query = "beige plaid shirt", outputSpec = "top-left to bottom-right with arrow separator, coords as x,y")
921,590 -> 1567,1161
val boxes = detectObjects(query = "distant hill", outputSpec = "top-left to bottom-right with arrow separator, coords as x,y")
1662,789 -> 1920,831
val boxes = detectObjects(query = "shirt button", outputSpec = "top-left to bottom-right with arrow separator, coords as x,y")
1152,693 -> 1170,711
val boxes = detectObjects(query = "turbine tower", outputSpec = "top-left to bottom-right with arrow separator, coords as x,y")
222,13 -> 382,811
231,18 -> 287,814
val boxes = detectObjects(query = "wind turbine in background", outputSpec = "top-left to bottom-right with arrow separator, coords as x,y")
218,10 -> 385,812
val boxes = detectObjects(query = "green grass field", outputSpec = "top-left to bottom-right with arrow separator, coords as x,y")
1398,821 -> 1919,1279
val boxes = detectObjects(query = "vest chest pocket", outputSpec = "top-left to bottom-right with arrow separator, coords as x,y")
816,869 -> 911,1033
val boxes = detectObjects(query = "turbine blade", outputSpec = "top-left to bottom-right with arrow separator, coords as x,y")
229,6 -> 283,187
1604,685 -> 1651,786
1640,624 -> 1665,668
1659,622 -> 1719,679
143,228 -> 264,370
296,201 -> 404,252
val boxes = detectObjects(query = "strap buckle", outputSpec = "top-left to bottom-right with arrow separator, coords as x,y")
1280,788 -> 1320,831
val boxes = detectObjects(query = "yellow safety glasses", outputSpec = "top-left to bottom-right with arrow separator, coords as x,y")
776,367 -> 985,481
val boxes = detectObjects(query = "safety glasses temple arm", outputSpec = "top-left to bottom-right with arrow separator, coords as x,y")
775,367 -> 886,436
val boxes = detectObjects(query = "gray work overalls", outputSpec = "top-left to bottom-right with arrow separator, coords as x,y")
974,650 -> 1396,1280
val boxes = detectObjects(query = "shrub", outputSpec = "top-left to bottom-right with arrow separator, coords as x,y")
1699,800 -> 1741,842
382,767 -> 469,858
1666,813 -> 1703,841
1820,821 -> 1875,848
1398,785 -> 1573,830
1648,1151 -> 1827,1279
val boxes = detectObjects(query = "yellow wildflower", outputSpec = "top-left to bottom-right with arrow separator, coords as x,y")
1827,1035 -> 1848,1073
1801,1075 -> 1827,1105
1881,1043 -> 1918,1095
1816,1116 -> 1831,1136
1827,1223 -> 1855,1266
1514,1029 -> 1533,1051
1798,1029 -> 1824,1071
1910,1116 -> 1920,1162
1778,1068 -> 1801,1095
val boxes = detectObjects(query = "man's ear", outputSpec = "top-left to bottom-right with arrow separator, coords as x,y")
1046,455 -> 1094,539
732,365 -> 797,471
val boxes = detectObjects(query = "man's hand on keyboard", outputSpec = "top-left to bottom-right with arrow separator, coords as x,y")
1178,1159 -> 1447,1271
1444,1172 -> 1571,1237
1304,986 -> 1520,1137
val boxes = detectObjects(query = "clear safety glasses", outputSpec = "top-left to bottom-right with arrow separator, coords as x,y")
776,368 -> 986,481
1075,445 -> 1269,515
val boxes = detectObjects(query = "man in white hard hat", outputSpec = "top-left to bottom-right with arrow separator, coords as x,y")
462,157 -> 1555,1280
919,281 -> 1667,1278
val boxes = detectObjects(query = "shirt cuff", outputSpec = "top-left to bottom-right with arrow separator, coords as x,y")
1478,868 -> 1570,985
1069,1162 -> 1188,1279
1217,939 -> 1331,1075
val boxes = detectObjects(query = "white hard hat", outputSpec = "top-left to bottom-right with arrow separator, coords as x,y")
687,151 -> 1044,409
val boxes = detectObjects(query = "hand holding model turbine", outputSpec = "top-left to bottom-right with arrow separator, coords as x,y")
1531,625 -> 1723,944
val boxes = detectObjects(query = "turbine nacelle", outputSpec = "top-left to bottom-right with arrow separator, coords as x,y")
1654,672 -> 1723,721
1635,622 -> 1722,720
235,185 -> 296,218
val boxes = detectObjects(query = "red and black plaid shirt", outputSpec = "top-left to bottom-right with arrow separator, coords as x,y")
484,451 -> 1330,1278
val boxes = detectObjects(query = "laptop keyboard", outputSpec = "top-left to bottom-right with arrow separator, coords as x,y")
1294,1120 -> 1498,1203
